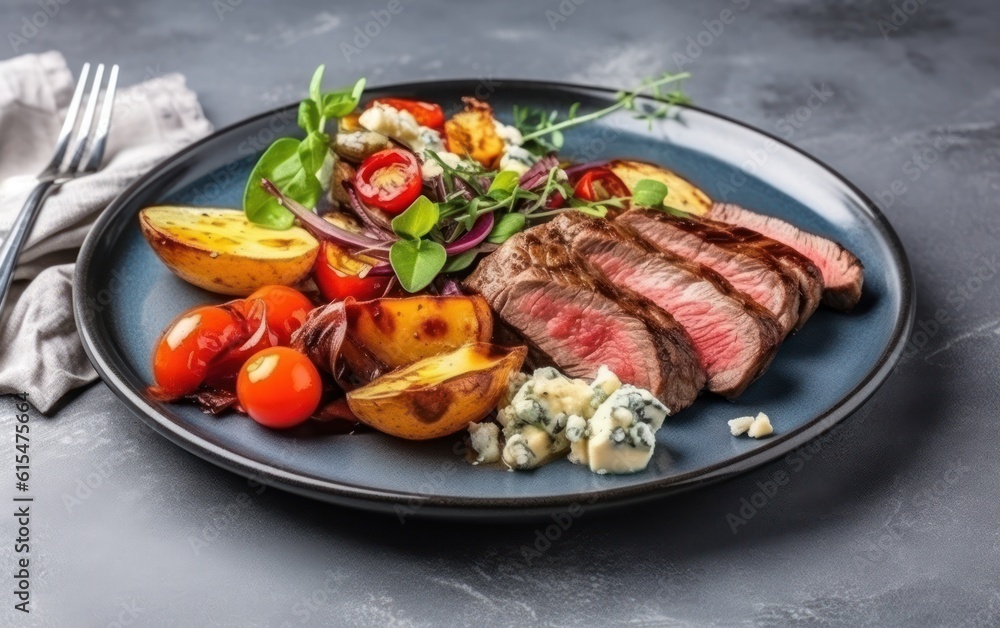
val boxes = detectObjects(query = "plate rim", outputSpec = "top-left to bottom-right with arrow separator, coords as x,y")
73,78 -> 916,518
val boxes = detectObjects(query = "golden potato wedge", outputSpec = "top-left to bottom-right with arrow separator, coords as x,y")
347,343 -> 527,440
342,296 -> 494,373
444,109 -> 505,168
338,111 -> 363,132
608,159 -> 713,215
139,206 -> 319,296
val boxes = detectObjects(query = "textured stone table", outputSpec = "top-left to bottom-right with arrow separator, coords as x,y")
2,0 -> 999,625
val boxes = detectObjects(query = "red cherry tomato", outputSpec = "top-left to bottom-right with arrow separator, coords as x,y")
367,98 -> 445,129
573,168 -> 630,203
237,347 -> 322,429
152,305 -> 245,398
353,148 -> 422,214
243,285 -> 313,345
314,241 -> 390,302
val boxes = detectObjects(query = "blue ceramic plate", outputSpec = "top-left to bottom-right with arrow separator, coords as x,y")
74,81 -> 914,519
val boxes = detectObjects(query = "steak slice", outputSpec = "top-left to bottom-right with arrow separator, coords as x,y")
617,209 -> 801,335
464,228 -> 706,412
707,203 -> 864,311
553,213 -> 783,398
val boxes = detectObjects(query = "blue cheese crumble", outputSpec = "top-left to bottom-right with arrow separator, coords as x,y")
572,386 -> 669,474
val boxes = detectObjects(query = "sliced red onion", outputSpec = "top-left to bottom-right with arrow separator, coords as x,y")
261,179 -> 392,258
444,212 -> 494,256
563,160 -> 609,178
454,178 -> 476,201
344,183 -> 395,239
519,154 -> 559,190
438,279 -> 464,296
366,262 -> 395,276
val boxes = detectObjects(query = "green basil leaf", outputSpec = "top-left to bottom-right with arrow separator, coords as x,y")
297,131 -> 329,180
390,239 -> 447,293
298,100 -> 320,134
487,170 -> 520,200
632,178 -> 669,208
391,196 -> 439,240
487,212 -> 526,244
309,65 -> 325,104
442,250 -> 477,273
243,137 -> 322,230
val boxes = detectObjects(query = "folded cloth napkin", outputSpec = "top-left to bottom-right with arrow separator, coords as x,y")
0,51 -> 213,413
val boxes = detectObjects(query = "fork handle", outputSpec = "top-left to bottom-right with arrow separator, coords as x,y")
0,179 -> 57,314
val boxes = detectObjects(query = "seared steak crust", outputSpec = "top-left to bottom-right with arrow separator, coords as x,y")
617,209 -> 801,335
464,228 -> 706,412
553,213 -> 783,398
708,203 -> 864,311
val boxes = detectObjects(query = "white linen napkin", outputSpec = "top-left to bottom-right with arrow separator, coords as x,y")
0,51 -> 213,413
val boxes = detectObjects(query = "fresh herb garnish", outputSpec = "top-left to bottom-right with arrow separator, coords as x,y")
514,72 -> 691,155
389,195 -> 448,292
243,66 -> 365,229
630,178 -> 690,217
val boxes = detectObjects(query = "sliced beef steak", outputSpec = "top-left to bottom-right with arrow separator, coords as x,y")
464,228 -> 705,412
707,203 -> 864,311
553,213 -> 783,398
617,209 -> 801,335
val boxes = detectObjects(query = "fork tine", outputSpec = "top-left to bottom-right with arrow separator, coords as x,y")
65,63 -> 105,174
84,64 -> 119,173
42,62 -> 90,175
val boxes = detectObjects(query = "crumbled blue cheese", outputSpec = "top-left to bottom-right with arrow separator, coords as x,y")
420,150 -> 465,180
358,103 -> 426,152
467,422 -> 501,465
493,120 -> 524,146
729,412 -> 773,439
747,412 -> 773,438
728,416 -> 755,436
493,119 -> 537,176
573,386 -> 669,475
501,367 -> 599,470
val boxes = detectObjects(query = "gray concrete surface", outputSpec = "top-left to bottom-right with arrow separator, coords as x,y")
1,0 -> 999,625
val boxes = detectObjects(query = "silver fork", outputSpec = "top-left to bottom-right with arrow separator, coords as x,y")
0,62 -> 119,314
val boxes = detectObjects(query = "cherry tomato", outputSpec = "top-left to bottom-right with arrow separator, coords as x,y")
237,347 -> 322,429
353,148 -> 422,214
152,305 -> 245,398
314,241 -> 390,302
572,168 -> 630,203
243,285 -> 313,345
368,98 -> 445,129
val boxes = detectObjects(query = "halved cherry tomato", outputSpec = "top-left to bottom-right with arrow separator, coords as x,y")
152,305 -> 245,398
314,241 -> 389,302
243,285 -> 314,345
353,148 -> 422,214
572,167 -> 630,203
237,347 -> 322,429
367,98 -> 445,129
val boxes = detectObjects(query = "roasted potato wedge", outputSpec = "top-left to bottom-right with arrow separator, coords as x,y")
338,111 -> 363,132
444,109 -> 505,167
347,343 -> 527,440
343,296 -> 494,372
139,206 -> 319,296
608,159 -> 712,215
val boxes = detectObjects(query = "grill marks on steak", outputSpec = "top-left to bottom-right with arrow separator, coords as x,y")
617,209 -> 801,335
708,203 -> 864,311
553,214 -> 783,398
463,229 -> 706,412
